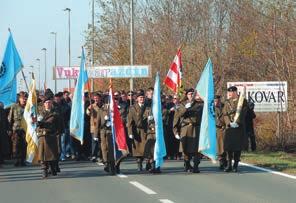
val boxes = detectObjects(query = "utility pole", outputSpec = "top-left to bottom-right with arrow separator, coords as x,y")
91,0 -> 95,92
41,48 -> 47,89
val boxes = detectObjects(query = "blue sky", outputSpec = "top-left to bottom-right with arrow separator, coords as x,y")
0,0 -> 93,91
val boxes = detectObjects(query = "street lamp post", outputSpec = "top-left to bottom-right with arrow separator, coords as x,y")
64,8 -> 71,91
91,0 -> 95,92
41,48 -> 47,90
50,32 -> 57,93
36,58 -> 41,90
29,65 -> 34,79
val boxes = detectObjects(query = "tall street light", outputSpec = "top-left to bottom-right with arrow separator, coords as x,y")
36,58 -> 41,90
130,0 -> 134,105
29,65 -> 34,79
41,48 -> 47,90
50,31 -> 57,93
91,0 -> 95,92
64,8 -> 71,91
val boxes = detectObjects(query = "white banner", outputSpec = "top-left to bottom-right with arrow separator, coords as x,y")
227,81 -> 288,112
54,65 -> 150,79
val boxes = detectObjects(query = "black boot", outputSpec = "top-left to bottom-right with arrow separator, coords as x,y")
184,160 -> 192,172
42,169 -> 48,179
233,161 -> 239,172
115,164 -> 120,174
219,158 -> 227,170
224,160 -> 233,172
137,160 -> 143,172
145,161 -> 152,171
193,157 -> 200,173
109,161 -> 116,175
149,162 -> 161,174
104,162 -> 110,173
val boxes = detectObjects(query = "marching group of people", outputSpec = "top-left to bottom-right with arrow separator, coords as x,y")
0,85 -> 257,179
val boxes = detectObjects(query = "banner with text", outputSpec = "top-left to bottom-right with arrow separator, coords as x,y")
227,81 -> 288,112
54,65 -> 150,79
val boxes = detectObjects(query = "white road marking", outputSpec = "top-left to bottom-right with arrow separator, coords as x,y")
159,199 -> 175,203
117,174 -> 128,178
240,162 -> 296,180
129,181 -> 157,195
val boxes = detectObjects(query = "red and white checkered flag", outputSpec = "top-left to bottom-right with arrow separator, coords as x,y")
164,49 -> 182,93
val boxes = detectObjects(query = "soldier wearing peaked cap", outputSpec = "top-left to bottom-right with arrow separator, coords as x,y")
222,86 -> 248,172
173,88 -> 203,173
127,90 -> 148,171
36,97 -> 59,178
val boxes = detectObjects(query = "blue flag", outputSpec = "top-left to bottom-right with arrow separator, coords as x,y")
0,32 -> 23,107
70,48 -> 88,144
153,72 -> 166,168
195,58 -> 217,162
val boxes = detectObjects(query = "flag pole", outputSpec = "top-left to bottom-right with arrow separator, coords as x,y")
21,70 -> 29,92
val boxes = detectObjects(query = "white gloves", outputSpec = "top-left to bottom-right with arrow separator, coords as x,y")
93,137 -> 99,141
230,122 -> 239,128
148,115 -> 154,121
129,134 -> 134,139
175,134 -> 181,140
37,115 -> 43,122
104,115 -> 109,120
185,103 -> 191,109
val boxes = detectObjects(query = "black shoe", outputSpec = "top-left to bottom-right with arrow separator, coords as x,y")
104,163 -> 110,173
151,167 -> 161,174
193,165 -> 200,173
184,161 -> 193,172
233,161 -> 239,173
137,162 -> 143,172
116,165 -> 120,174
42,170 -> 48,179
14,161 -> 20,167
52,170 -> 57,176
145,162 -> 152,171
110,162 -> 116,175
56,167 -> 61,173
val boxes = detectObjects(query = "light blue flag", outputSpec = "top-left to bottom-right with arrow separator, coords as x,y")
0,32 -> 23,107
195,58 -> 217,162
70,48 -> 88,144
153,72 -> 167,168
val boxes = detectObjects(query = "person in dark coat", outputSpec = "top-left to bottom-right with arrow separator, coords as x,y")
222,86 -> 248,172
0,102 -> 9,165
244,101 -> 256,151
36,98 -> 60,178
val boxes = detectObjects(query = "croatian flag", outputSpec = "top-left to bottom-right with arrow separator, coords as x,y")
109,84 -> 128,160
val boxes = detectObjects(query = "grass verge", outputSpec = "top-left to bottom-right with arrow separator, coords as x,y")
241,151 -> 296,175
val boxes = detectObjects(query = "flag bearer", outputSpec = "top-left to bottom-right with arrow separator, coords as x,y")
222,86 -> 248,172
214,95 -> 227,170
36,97 -> 60,178
97,102 -> 116,175
173,88 -> 203,173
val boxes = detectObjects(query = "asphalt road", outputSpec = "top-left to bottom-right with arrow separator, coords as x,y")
0,159 -> 295,203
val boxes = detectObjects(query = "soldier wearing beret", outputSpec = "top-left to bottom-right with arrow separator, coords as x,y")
36,98 -> 59,178
8,91 -> 28,166
173,88 -> 203,173
222,86 -> 248,172
127,90 -> 148,171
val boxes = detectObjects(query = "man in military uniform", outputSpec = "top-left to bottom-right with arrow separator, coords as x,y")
36,98 -> 60,178
222,86 -> 248,172
173,88 -> 203,173
143,106 -> 161,173
214,95 -> 227,170
86,93 -> 103,162
97,102 -> 116,175
8,91 -> 28,166
127,90 -> 148,171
